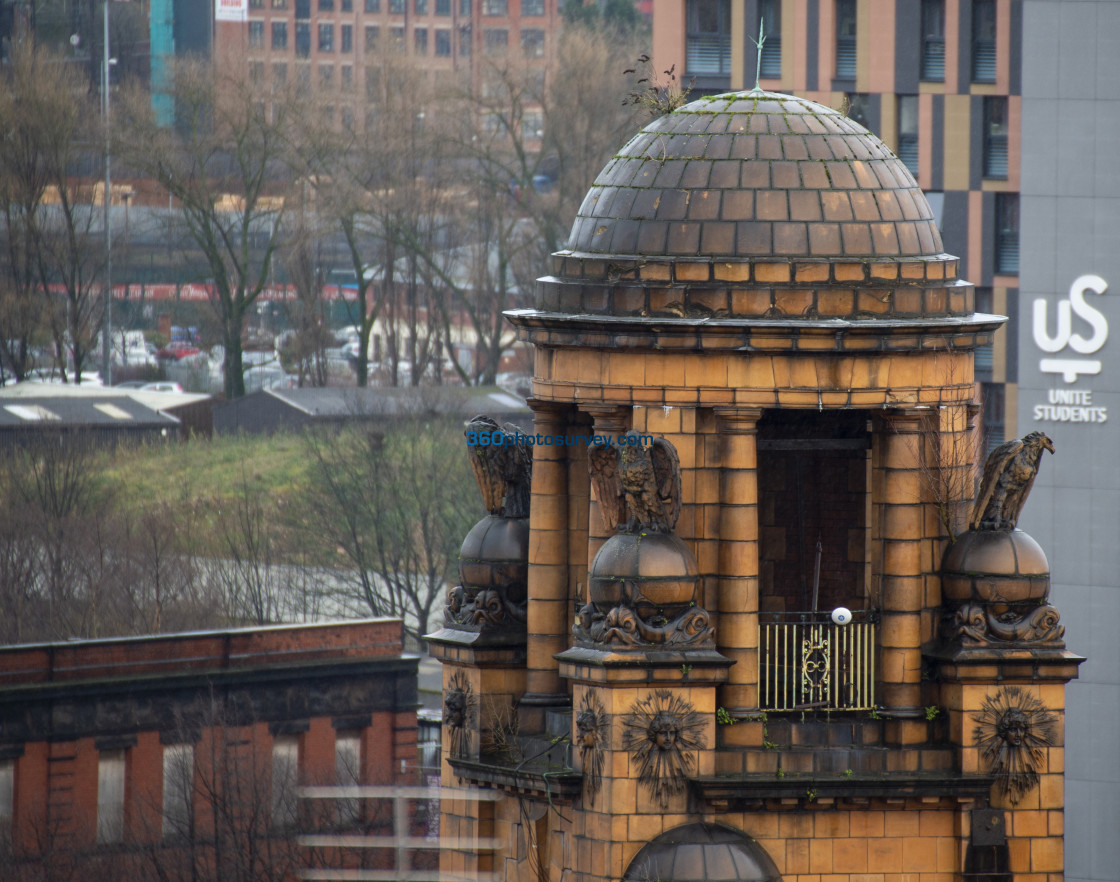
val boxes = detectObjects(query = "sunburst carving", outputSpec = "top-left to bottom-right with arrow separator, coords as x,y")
973,686 -> 1057,804
622,690 -> 705,808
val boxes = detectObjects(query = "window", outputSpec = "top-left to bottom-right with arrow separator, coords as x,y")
436,0 -> 451,13
341,64 -> 353,89
272,22 -> 288,49
249,61 -> 265,81
249,21 -> 265,48
521,0 -> 543,14
272,736 -> 299,829
920,0 -> 945,81
484,28 -> 507,52
460,0 -> 471,13
319,0 -> 334,9
341,24 -> 353,52
342,106 -> 355,130
273,62 -> 288,84
972,0 -> 996,83
980,382 -> 1005,454
365,0 -> 380,10
296,0 -> 310,16
482,0 -> 506,13
272,0 -> 287,8
983,96 -> 1008,178
897,95 -> 918,175
335,732 -> 362,826
162,745 -> 193,839
366,67 -> 380,98
97,750 -> 126,844
366,25 -> 380,51
320,64 -> 334,86
460,25 -> 472,54
521,28 -> 544,58
0,759 -> 12,846
391,26 -> 406,49
835,0 -> 856,80
759,0 -> 781,79
320,23 -> 334,51
974,288 -> 994,379
521,108 -> 543,141
414,27 -> 428,53
389,0 -> 405,11
435,29 -> 451,55
249,0 -> 263,7
995,193 -> 1019,275
342,0 -> 352,9
297,22 -> 311,56
415,0 -> 427,12
686,0 -> 731,75
846,92 -> 869,128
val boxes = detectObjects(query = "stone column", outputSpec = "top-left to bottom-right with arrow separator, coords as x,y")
521,401 -> 573,713
875,407 -> 931,724
713,407 -> 764,715
581,405 -> 632,570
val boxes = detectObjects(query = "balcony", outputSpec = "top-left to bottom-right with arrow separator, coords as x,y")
759,610 -> 878,712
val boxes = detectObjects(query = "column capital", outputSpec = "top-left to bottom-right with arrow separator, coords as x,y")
579,404 -> 631,434
877,405 -> 936,433
713,406 -> 765,432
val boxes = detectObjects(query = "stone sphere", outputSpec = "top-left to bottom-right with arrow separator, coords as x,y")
941,529 -> 1050,612
458,515 -> 529,604
589,531 -> 699,621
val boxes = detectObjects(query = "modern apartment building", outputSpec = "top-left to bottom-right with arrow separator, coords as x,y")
653,0 -> 1022,451
213,0 -> 562,129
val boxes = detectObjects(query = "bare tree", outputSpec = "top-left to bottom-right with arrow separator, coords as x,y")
117,51 -> 302,398
302,407 -> 478,641
0,40 -> 104,384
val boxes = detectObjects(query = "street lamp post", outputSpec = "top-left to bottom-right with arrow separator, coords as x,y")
100,1 -> 113,385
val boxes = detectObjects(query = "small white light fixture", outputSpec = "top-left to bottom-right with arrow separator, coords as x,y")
831,607 -> 852,626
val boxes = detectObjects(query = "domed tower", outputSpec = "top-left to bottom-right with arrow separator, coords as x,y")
431,91 -> 1081,882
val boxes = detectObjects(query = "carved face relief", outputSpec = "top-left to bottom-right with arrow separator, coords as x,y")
444,671 -> 477,759
622,690 -> 706,808
973,686 -> 1057,805
576,691 -> 609,805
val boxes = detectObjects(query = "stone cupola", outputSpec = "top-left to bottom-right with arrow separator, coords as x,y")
431,90 -> 1081,882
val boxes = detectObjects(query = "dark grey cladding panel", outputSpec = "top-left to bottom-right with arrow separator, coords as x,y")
895,1 -> 921,94
0,659 -> 419,746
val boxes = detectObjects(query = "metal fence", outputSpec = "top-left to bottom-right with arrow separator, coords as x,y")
759,611 -> 878,711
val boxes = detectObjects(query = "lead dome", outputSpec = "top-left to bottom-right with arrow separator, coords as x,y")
537,90 -> 973,322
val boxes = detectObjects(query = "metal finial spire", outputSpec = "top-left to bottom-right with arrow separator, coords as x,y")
748,18 -> 766,91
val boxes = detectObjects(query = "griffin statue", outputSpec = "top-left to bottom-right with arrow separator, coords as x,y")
588,432 -> 682,533
464,415 -> 533,519
970,431 -> 1055,532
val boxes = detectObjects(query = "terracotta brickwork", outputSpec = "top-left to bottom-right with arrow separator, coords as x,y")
433,89 -> 1078,882
0,620 -> 418,875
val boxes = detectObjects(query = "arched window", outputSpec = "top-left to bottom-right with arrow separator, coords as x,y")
622,823 -> 782,882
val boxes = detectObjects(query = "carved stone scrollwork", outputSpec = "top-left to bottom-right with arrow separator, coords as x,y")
573,602 -> 714,647
621,690 -> 706,808
973,686 -> 1057,805
576,691 -> 609,806
942,602 -> 1065,645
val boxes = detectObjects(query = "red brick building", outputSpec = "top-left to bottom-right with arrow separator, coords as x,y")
0,619 -> 419,879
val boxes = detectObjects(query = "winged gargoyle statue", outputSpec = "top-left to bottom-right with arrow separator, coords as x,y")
969,431 -> 1055,531
588,432 -> 681,533
465,415 -> 532,518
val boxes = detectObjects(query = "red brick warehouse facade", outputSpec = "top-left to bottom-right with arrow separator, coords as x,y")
0,620 -> 419,879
